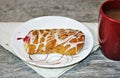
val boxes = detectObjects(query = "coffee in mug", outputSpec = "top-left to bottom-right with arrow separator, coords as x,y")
105,9 -> 120,21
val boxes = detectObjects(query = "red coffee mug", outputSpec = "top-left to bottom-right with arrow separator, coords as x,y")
99,0 -> 120,61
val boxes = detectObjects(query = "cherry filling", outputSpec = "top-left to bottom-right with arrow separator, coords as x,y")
17,35 -> 30,43
23,36 -> 30,42
74,32 -> 79,37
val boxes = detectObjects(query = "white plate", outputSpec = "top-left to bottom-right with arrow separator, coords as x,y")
10,16 -> 94,68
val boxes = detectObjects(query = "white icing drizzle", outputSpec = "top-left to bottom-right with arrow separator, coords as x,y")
54,29 -> 73,45
64,41 -> 84,53
27,29 -> 84,54
35,30 -> 43,51
53,29 -> 84,54
35,30 -> 51,52
42,47 -> 46,51
29,32 -> 37,44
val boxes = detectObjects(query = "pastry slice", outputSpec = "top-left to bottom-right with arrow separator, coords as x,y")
23,29 -> 85,55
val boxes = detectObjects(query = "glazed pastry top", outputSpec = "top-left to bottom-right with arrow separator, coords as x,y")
24,29 -> 85,55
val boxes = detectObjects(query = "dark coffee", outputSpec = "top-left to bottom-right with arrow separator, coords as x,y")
105,9 -> 120,21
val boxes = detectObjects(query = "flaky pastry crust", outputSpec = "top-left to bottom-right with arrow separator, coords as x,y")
23,29 -> 85,55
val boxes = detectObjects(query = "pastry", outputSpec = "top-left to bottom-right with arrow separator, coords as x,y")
23,29 -> 85,55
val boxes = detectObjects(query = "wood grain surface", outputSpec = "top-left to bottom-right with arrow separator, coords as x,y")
0,0 -> 105,22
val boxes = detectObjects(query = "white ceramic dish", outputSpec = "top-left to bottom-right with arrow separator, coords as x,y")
10,16 -> 94,68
